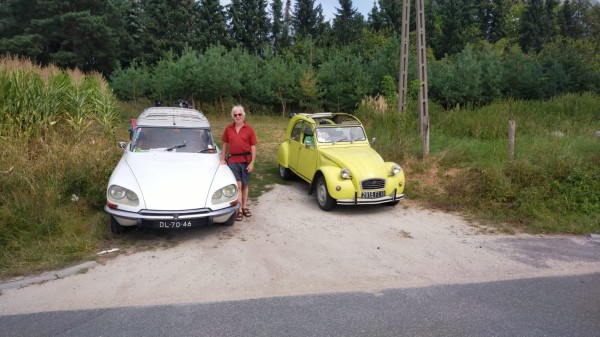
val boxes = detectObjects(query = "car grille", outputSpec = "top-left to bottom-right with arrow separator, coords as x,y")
139,208 -> 211,216
361,179 -> 385,190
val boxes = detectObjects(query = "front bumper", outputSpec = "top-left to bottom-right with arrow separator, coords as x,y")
336,189 -> 404,205
104,204 -> 240,227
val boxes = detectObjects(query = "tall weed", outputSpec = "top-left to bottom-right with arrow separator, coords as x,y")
357,93 -> 600,234
0,57 -> 120,278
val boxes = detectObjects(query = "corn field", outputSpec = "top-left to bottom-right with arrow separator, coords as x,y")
0,56 -> 119,138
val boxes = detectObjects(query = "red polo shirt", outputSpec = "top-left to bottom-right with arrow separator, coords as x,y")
221,122 -> 257,163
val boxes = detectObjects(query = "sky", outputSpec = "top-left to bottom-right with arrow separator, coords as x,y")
219,0 -> 374,22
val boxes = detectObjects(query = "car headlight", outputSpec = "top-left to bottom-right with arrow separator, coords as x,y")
391,164 -> 402,175
212,184 -> 238,203
108,185 -> 139,206
222,184 -> 237,198
340,168 -> 351,179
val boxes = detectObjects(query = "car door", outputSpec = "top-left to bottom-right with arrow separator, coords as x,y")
288,121 -> 303,171
297,123 -> 318,181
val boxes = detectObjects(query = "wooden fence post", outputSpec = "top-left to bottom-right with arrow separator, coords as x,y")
508,120 -> 516,161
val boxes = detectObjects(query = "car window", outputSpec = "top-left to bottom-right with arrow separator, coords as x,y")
132,127 -> 213,153
290,122 -> 303,142
316,126 -> 366,143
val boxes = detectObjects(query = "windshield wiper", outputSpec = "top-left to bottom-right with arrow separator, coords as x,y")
197,147 -> 215,153
332,137 -> 347,145
166,144 -> 186,151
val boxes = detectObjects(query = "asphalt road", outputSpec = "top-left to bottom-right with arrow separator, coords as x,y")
1,273 -> 599,337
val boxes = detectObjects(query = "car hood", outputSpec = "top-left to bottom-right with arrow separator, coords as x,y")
319,145 -> 388,178
125,152 -> 220,210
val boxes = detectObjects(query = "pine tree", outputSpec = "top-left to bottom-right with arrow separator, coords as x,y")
436,0 -> 481,57
332,0 -> 365,47
0,0 -> 132,74
293,0 -> 325,39
141,0 -> 194,64
367,1 -> 385,32
377,0 -> 403,34
271,0 -> 290,53
193,0 -> 228,52
519,0 -> 557,53
228,0 -> 270,54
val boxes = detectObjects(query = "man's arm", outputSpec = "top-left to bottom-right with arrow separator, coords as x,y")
247,145 -> 257,172
220,142 -> 229,164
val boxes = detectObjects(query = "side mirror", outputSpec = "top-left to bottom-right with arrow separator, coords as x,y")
371,137 -> 377,144
119,141 -> 127,150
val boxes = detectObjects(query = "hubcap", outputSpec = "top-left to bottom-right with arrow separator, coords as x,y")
317,182 -> 326,205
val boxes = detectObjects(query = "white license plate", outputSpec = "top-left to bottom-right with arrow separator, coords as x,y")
361,190 -> 385,199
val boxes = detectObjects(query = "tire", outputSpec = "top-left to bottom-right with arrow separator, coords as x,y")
110,216 -> 126,234
316,175 -> 336,211
219,211 -> 236,226
279,164 -> 293,180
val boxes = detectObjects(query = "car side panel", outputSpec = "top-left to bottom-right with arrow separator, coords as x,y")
297,145 -> 318,181
288,138 -> 302,172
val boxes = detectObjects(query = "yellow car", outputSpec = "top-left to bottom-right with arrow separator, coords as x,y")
277,112 -> 405,211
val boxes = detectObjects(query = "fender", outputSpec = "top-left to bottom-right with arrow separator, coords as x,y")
309,166 -> 356,200
277,141 -> 290,167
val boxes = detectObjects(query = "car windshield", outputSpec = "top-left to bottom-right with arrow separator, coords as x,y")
316,126 -> 366,144
131,127 -> 214,153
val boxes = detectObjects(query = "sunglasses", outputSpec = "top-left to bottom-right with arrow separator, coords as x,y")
233,114 -> 243,117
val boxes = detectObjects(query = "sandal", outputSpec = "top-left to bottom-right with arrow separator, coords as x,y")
235,211 -> 243,221
242,208 -> 252,217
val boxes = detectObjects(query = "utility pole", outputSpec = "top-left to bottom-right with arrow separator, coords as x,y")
398,0 -> 429,157
398,0 -> 411,114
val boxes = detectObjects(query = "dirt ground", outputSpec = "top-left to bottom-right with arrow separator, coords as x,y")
1,183 -> 599,315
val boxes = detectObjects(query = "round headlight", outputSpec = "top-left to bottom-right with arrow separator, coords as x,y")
392,164 -> 402,175
222,184 -> 237,198
212,189 -> 223,199
126,190 -> 138,201
109,185 -> 126,199
340,168 -> 351,179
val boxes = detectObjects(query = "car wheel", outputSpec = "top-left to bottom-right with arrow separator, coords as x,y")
316,176 -> 335,211
279,164 -> 293,180
110,216 -> 126,234
220,211 -> 236,226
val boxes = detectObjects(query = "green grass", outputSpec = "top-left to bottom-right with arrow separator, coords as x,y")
357,92 -> 600,234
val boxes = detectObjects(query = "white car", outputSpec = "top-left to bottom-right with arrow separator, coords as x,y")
104,107 -> 240,233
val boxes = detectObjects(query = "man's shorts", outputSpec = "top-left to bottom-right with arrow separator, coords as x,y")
228,162 -> 251,186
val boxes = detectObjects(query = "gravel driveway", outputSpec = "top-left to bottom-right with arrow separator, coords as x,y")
1,183 -> 599,315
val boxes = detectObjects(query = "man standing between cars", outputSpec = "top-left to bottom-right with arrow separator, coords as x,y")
220,105 -> 257,221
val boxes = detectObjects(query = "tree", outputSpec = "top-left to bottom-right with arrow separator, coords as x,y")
271,0 -> 292,53
377,0 -> 403,34
331,0 -> 365,47
227,0 -> 270,54
558,0 -> 591,39
192,0 -> 228,52
0,0 -> 132,75
293,0 -> 326,40
317,51 -> 371,112
367,1 -> 385,32
479,0 -> 508,43
435,0 -> 481,57
519,0 -> 558,53
140,0 -> 194,65
263,54 -> 304,115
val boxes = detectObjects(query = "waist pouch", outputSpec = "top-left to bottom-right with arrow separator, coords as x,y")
227,151 -> 251,164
